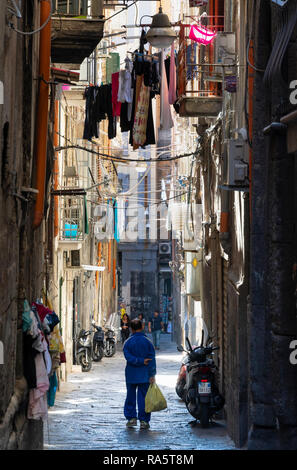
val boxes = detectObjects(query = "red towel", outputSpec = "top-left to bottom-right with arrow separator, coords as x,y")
112,72 -> 122,117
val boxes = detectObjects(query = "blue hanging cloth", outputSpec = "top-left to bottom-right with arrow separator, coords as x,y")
113,199 -> 119,243
47,371 -> 58,407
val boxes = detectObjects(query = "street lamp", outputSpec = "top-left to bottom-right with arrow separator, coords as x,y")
145,7 -> 176,49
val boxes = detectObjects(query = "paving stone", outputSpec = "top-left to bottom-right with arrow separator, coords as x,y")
44,335 -> 235,450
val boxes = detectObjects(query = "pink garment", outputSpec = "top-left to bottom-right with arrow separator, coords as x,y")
27,339 -> 50,421
168,43 -> 177,105
160,51 -> 173,130
189,24 -> 216,45
112,72 -> 122,117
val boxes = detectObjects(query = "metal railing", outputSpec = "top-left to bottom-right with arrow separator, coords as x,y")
53,0 -> 104,17
178,17 -> 226,99
59,196 -> 85,241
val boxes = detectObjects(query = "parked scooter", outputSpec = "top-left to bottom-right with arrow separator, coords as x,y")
75,328 -> 92,372
177,331 -> 225,427
104,325 -> 116,357
91,320 -> 105,362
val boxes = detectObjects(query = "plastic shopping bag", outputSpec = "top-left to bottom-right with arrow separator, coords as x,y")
145,383 -> 167,413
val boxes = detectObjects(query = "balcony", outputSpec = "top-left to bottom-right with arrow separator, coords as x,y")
177,21 -> 235,118
51,0 -> 105,66
58,194 -> 86,250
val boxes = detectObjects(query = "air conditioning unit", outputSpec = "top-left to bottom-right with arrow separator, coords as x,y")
225,139 -> 249,187
159,243 -> 171,256
214,32 -> 236,75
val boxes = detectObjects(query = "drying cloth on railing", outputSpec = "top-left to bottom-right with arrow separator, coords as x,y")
189,24 -> 217,45
160,51 -> 173,130
169,43 -> 177,105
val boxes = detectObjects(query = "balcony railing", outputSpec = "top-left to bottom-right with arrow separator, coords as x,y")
177,19 -> 237,117
53,0 -> 105,16
59,196 -> 85,241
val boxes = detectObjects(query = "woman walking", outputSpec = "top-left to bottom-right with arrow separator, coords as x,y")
121,313 -> 131,344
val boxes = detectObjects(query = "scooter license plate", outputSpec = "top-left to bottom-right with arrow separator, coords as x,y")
198,382 -> 211,394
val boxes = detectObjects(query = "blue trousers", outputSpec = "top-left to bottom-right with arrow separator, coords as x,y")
152,330 -> 161,348
124,383 -> 151,422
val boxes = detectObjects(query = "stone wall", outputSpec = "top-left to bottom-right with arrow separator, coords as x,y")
0,1 -> 44,449
248,0 -> 297,450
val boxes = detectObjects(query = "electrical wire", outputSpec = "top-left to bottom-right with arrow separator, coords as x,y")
91,191 -> 189,209
8,0 -> 53,35
120,165 -> 151,196
55,141 -> 198,163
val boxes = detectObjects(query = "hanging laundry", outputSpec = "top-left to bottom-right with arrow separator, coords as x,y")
112,72 -> 122,117
118,58 -> 133,132
106,52 -> 120,84
133,75 -> 151,149
47,371 -> 58,408
22,300 -> 32,333
160,50 -> 173,131
189,24 -> 217,45
169,43 -> 177,105
27,337 -> 50,420
129,57 -> 156,148
118,59 -> 133,104
83,86 -> 99,140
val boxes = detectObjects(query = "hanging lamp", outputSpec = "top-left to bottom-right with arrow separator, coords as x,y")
146,7 -> 176,49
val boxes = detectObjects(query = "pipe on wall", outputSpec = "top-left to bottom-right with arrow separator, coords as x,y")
54,100 -> 59,237
33,0 -> 51,229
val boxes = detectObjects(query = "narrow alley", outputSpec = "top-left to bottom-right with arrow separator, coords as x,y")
44,335 -> 235,451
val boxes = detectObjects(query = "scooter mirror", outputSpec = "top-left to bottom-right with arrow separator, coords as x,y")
177,345 -> 184,352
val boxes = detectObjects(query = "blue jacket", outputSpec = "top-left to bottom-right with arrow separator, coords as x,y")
123,332 -> 156,384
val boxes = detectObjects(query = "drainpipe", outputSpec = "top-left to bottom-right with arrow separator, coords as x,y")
54,99 -> 59,237
219,143 -> 230,242
248,39 -> 254,221
33,0 -> 51,229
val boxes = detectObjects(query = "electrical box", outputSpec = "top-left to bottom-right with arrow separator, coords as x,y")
185,250 -> 202,300
226,139 -> 249,187
214,32 -> 236,74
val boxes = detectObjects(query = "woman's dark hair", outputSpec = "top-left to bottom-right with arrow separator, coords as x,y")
122,313 -> 129,321
131,318 -> 143,331
138,313 -> 143,320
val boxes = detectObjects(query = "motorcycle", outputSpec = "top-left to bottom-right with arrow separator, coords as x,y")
177,331 -> 225,427
75,328 -> 92,372
104,325 -> 116,357
91,320 -> 105,362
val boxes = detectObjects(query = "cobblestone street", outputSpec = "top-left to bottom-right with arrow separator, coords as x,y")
44,334 -> 235,450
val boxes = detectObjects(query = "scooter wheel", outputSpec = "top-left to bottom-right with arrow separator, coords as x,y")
105,343 -> 116,357
93,345 -> 104,362
79,355 -> 92,372
200,403 -> 210,428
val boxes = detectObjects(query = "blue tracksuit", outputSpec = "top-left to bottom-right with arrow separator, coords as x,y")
123,332 -> 156,422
